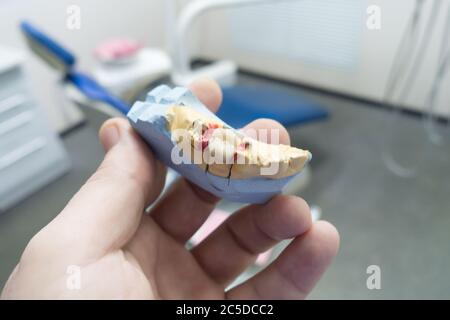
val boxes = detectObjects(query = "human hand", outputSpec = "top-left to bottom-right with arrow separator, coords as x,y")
1,78 -> 339,299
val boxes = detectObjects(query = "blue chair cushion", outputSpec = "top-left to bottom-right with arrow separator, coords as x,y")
217,84 -> 329,128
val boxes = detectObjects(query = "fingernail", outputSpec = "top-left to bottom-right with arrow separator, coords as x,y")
101,123 -> 120,151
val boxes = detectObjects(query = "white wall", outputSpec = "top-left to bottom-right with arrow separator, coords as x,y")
0,0 -> 166,131
3,0 -> 447,131
194,0 -> 450,117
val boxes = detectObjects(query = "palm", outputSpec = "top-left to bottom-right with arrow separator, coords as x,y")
79,236 -> 222,300
121,216 -> 224,299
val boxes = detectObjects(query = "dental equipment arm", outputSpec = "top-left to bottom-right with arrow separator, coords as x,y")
171,0 -> 295,85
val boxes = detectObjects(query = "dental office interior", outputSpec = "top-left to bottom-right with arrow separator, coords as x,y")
0,0 -> 449,300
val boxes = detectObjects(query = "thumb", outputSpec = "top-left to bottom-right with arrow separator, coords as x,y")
45,118 -> 166,260
97,118 -> 166,205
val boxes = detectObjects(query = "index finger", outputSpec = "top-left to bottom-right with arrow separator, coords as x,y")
188,77 -> 223,113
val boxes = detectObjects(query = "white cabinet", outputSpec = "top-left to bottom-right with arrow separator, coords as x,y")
0,47 -> 70,212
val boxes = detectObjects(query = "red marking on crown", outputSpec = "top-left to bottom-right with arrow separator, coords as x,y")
199,123 -> 220,151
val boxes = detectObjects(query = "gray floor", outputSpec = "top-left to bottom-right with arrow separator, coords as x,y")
1,75 -> 450,299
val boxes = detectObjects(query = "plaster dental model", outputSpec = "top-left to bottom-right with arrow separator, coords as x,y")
127,85 -> 311,204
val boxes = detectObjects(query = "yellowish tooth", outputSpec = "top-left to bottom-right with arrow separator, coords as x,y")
208,164 -> 233,177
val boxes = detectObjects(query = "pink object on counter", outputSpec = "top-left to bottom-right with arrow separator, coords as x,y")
190,209 -> 273,267
94,39 -> 142,62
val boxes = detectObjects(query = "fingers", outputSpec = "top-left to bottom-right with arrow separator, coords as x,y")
188,77 -> 223,113
241,118 -> 291,145
151,118 -> 290,244
148,78 -> 224,242
150,178 -> 220,243
226,221 -> 340,300
191,196 -> 312,286
34,118 -> 166,261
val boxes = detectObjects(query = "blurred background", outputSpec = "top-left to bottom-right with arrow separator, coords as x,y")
0,0 -> 449,299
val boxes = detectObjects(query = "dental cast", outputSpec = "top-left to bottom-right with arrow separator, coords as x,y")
166,105 -> 311,179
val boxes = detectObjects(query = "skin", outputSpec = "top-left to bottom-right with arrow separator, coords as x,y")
1,78 -> 339,300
